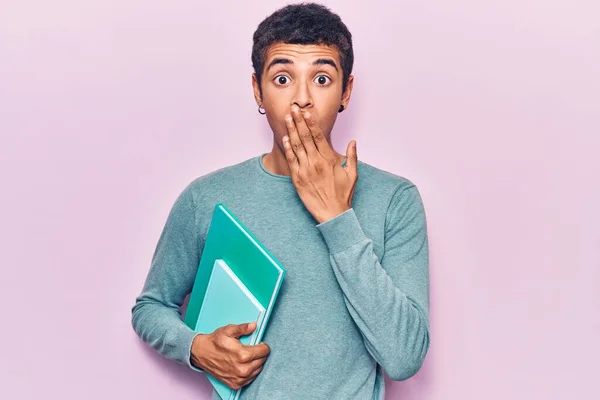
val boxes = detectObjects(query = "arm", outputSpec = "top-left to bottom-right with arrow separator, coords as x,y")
316,184 -> 430,381
130,185 -> 204,372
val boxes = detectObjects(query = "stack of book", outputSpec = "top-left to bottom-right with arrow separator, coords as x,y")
184,203 -> 286,400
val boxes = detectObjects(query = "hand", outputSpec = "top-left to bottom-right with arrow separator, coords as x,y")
282,105 -> 358,224
190,322 -> 270,390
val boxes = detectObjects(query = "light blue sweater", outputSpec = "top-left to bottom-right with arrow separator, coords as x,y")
131,153 -> 430,399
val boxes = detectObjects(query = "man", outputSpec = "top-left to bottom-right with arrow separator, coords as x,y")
131,3 -> 430,399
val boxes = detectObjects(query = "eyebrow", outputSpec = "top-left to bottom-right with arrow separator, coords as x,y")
265,58 -> 339,73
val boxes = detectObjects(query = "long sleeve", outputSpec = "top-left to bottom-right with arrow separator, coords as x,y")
316,184 -> 430,381
131,185 -> 204,372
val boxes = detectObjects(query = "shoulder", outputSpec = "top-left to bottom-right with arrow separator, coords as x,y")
179,155 -> 258,199
356,159 -> 418,198
354,159 -> 426,231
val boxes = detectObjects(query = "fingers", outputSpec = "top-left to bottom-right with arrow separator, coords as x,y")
303,110 -> 334,158
204,325 -> 270,391
345,140 -> 358,176
223,322 -> 256,339
290,105 -> 318,157
246,354 -> 268,371
219,325 -> 270,362
228,345 -> 269,390
235,341 -> 270,370
245,341 -> 271,360
230,360 -> 265,391
282,133 -> 300,175
246,362 -> 264,381
238,353 -> 268,384
284,114 -> 307,169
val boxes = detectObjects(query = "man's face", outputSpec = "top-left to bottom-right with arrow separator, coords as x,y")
252,43 -> 353,147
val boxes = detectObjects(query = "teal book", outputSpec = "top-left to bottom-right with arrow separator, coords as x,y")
183,203 -> 286,400
196,259 -> 265,399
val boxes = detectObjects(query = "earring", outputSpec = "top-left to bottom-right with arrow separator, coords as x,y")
338,105 -> 345,113
258,105 -> 266,115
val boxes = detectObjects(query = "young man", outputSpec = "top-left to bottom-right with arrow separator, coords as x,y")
131,3 -> 430,399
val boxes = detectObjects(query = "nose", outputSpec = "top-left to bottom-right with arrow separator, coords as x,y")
291,79 -> 313,110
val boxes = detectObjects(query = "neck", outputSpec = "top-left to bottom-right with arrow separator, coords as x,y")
262,139 -> 346,176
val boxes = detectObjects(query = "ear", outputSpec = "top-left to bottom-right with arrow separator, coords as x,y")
252,73 -> 263,106
341,74 -> 354,110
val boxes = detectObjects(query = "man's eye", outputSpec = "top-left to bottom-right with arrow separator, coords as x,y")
314,75 -> 331,85
274,75 -> 290,85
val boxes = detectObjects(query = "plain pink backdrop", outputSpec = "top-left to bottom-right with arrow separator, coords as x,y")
1,0 -> 598,399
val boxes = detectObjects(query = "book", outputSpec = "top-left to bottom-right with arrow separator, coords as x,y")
196,259 -> 266,344
195,259 -> 266,399
183,203 -> 286,400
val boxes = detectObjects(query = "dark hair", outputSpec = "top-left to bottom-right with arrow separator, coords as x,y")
252,2 -> 354,99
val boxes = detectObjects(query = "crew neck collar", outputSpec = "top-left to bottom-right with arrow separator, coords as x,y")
257,152 -> 348,181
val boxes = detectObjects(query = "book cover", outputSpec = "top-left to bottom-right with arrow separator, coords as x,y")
195,259 -> 265,400
183,203 -> 286,400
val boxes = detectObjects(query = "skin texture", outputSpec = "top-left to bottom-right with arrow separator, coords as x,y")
191,43 -> 358,390
253,43 -> 358,223
191,322 -> 270,390
253,43 -> 354,179
281,104 -> 358,224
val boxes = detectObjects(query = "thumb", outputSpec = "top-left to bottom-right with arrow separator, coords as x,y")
345,140 -> 357,174
227,321 -> 257,339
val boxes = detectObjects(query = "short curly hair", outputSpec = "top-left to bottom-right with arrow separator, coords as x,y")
252,2 -> 354,99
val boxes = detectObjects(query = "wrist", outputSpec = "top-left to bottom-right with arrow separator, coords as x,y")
190,334 -> 209,370
317,206 -> 351,225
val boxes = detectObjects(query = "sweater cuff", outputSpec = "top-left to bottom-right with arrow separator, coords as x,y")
179,327 -> 204,372
316,208 -> 368,254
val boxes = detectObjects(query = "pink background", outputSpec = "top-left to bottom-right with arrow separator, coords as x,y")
1,0 -> 598,399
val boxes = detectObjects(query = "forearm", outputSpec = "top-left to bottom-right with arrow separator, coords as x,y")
130,184 -> 204,372
317,206 -> 430,381
131,295 -> 202,370
327,237 -> 429,380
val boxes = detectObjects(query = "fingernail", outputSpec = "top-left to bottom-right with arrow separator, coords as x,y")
304,112 -> 311,119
